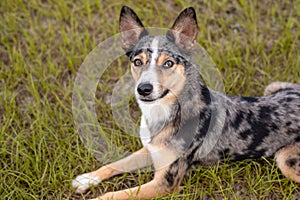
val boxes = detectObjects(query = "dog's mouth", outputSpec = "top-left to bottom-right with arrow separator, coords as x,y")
139,89 -> 169,102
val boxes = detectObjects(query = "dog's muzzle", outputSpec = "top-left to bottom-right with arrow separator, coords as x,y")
137,83 -> 169,102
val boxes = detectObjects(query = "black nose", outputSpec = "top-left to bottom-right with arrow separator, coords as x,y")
137,83 -> 153,96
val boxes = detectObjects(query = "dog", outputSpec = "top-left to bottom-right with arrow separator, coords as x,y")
72,6 -> 300,199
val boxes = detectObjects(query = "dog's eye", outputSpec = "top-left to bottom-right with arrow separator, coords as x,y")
133,59 -> 143,67
163,60 -> 174,68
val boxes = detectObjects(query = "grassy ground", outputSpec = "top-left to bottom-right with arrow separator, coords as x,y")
1,0 -> 300,199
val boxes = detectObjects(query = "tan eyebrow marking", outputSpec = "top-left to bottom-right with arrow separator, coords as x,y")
132,51 -> 148,64
157,53 -> 174,65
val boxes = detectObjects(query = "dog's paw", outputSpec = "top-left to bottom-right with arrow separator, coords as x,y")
72,172 -> 101,194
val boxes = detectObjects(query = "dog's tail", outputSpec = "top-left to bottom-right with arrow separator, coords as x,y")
264,81 -> 300,96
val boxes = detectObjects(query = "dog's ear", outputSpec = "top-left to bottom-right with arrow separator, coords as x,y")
167,7 -> 198,52
119,6 -> 148,51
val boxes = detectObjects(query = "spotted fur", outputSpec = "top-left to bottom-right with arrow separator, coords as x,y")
73,6 -> 300,199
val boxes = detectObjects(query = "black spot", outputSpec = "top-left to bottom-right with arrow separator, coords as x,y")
295,136 -> 300,142
286,91 -> 300,96
187,146 -> 199,166
239,129 -> 251,140
259,106 -> 272,119
270,123 -> 279,131
232,111 -> 245,130
164,171 -> 174,187
200,86 -> 211,105
286,158 -> 297,168
240,96 -> 259,103
195,108 -> 212,140
238,113 -> 271,154
164,159 -> 185,188
245,122 -> 270,150
246,110 -> 254,122
286,97 -> 293,102
286,121 -> 292,126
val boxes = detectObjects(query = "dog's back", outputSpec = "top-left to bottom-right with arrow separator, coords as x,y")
199,86 -> 300,162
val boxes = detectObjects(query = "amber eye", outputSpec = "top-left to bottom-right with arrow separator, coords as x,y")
163,60 -> 174,68
133,59 -> 143,67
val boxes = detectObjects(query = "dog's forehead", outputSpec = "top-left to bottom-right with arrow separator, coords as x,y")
133,35 -> 181,56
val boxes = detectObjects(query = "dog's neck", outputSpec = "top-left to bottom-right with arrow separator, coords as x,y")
178,64 -> 211,122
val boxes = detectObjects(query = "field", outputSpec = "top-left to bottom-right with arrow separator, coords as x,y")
1,0 -> 300,199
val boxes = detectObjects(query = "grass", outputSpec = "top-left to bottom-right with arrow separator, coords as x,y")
1,0 -> 300,199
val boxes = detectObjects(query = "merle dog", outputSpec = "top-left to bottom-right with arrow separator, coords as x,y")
73,6 -> 300,200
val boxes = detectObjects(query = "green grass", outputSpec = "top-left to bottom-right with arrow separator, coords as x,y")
1,0 -> 300,199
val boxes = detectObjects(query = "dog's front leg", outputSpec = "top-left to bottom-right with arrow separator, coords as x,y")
72,147 -> 152,194
95,162 -> 187,200
95,148 -> 189,200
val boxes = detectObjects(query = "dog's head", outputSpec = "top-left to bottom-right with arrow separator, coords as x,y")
119,6 -> 198,104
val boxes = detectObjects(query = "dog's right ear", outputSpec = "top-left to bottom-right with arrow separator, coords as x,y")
119,6 -> 148,51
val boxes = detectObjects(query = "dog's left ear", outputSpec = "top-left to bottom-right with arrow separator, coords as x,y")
167,7 -> 198,52
119,6 -> 148,51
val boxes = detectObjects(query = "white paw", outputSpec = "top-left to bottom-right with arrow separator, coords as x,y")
72,172 -> 101,194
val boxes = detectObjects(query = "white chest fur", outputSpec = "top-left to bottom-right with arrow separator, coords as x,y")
138,100 -> 171,146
